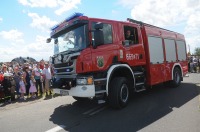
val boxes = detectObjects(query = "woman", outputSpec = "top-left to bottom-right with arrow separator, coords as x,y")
13,67 -> 21,98
23,67 -> 30,97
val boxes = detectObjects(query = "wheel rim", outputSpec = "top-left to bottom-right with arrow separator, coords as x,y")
120,84 -> 129,103
174,71 -> 180,84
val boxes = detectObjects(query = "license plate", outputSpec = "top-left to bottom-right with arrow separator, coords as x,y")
60,90 -> 69,96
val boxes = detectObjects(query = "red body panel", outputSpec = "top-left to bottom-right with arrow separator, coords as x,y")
142,25 -> 187,85
54,16 -> 187,86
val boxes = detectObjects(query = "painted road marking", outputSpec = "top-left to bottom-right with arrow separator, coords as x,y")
89,106 -> 107,116
83,105 -> 105,115
45,125 -> 66,132
46,105 -> 107,132
195,83 -> 200,110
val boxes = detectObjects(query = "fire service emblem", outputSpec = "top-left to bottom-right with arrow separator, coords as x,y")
97,56 -> 104,68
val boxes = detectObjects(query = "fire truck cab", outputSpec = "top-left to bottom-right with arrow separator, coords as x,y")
47,13 -> 188,108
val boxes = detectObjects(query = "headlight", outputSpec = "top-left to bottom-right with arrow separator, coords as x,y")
76,77 -> 93,85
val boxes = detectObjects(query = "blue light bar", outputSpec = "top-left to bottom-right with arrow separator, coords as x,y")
51,24 -> 59,30
50,12 -> 83,31
65,12 -> 83,22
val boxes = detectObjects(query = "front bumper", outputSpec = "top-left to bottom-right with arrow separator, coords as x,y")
53,84 -> 95,97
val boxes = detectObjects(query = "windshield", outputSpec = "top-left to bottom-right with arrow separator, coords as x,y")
53,25 -> 87,54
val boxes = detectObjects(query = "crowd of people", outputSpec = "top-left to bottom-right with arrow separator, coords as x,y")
188,56 -> 200,73
0,60 -> 54,105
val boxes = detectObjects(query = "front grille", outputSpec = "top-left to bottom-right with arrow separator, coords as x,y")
54,59 -> 76,75
54,62 -> 73,68
52,53 -> 80,90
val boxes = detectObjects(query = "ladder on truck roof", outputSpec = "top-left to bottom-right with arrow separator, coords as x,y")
127,18 -> 177,34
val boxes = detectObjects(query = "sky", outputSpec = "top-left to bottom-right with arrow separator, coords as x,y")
0,0 -> 200,62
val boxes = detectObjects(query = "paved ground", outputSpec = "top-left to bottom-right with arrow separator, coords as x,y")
0,73 -> 200,132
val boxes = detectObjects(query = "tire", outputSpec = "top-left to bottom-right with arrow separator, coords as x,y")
171,67 -> 181,87
72,96 -> 88,102
109,77 -> 129,109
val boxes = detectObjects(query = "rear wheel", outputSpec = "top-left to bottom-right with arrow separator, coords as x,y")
109,77 -> 129,109
171,67 -> 181,87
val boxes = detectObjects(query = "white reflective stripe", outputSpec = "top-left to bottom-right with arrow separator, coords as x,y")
106,64 -> 135,95
53,84 -> 95,97
120,50 -> 123,59
171,63 -> 183,79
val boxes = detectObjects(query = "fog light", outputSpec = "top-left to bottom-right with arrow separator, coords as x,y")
87,77 -> 93,85
76,76 -> 93,85
76,78 -> 87,85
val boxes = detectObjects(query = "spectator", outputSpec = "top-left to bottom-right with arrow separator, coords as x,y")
40,60 -> 45,70
13,67 -> 21,98
23,67 -> 30,97
42,63 -> 52,96
19,76 -> 26,100
9,76 -> 16,101
2,65 -> 9,74
2,73 -> 12,103
29,75 -> 37,98
32,63 -> 43,96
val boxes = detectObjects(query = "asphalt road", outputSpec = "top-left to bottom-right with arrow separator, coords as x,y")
0,73 -> 200,132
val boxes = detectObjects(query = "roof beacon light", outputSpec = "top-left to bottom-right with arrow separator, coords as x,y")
51,24 -> 59,31
51,12 -> 83,31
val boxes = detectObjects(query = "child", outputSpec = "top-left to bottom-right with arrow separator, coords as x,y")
19,76 -> 26,100
29,75 -> 37,98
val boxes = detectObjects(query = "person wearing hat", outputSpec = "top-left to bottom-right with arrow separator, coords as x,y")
2,65 -> 9,74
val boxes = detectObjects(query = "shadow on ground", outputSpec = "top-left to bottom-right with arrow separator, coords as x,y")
49,82 -> 199,132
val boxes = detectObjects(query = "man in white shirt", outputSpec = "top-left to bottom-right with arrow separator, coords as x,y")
42,63 -> 52,96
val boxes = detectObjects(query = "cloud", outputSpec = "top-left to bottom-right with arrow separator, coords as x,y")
117,0 -> 138,9
18,0 -> 81,15
18,0 -> 57,8
0,17 -> 2,22
0,35 -> 53,62
184,11 -> 200,53
126,0 -> 200,53
55,0 -> 81,15
0,29 -> 24,43
28,12 -> 57,31
25,35 -> 53,60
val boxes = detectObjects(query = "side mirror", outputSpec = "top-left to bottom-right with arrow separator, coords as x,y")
54,38 -> 58,44
93,30 -> 104,48
46,38 -> 51,43
92,22 -> 104,48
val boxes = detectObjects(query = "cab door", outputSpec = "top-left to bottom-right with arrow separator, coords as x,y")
90,21 -> 118,72
122,24 -> 146,67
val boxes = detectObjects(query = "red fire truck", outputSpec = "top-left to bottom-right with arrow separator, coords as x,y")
47,13 -> 188,108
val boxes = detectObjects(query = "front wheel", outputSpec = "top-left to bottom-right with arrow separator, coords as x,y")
109,77 -> 129,109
